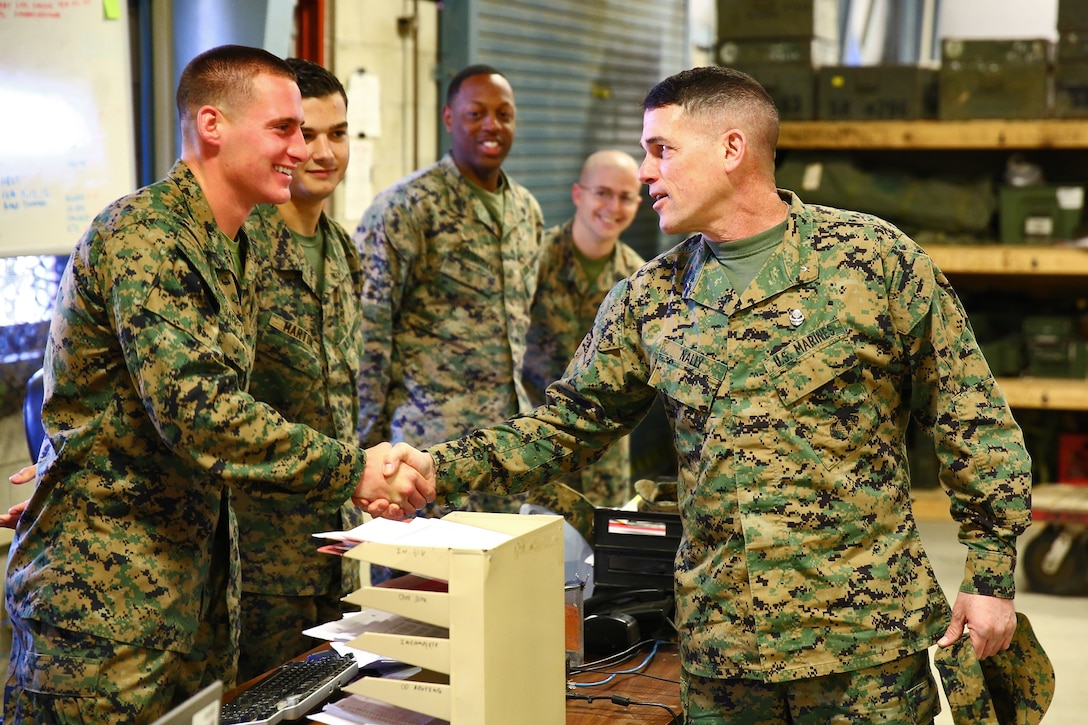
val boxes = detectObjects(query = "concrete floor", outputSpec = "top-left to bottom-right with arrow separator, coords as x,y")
917,513 -> 1086,725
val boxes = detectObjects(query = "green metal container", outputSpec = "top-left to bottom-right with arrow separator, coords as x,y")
732,62 -> 816,120
979,335 -> 1026,377
998,185 -> 1085,244
715,38 -> 839,67
816,65 -> 938,120
716,0 -> 839,41
1054,60 -> 1088,117
1058,0 -> 1088,32
1057,30 -> 1088,62
1023,316 -> 1088,378
938,39 -> 1053,119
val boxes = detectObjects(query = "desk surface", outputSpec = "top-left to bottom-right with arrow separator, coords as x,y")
226,642 -> 683,724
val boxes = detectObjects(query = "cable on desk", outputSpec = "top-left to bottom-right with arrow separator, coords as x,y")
569,639 -> 661,687
566,692 -> 683,724
572,637 -> 673,673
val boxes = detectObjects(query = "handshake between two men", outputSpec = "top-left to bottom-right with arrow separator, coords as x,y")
2,442 -> 438,530
353,441 -> 438,520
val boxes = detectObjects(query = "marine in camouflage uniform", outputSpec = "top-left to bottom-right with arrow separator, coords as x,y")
366,64 -> 1034,725
236,204 -> 366,681
523,218 -> 645,508
426,187 -> 1032,713
354,66 -> 551,518
4,160 -> 364,720
355,160 -> 543,516
1,47 -> 388,723
229,56 -> 369,683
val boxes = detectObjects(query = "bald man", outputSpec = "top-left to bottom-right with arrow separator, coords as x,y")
523,150 -> 646,511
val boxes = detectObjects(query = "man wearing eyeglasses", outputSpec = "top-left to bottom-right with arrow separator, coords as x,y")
523,150 -> 646,510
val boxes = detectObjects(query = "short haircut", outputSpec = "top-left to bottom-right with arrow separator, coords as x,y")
286,57 -> 348,109
642,66 -> 780,149
446,64 -> 507,104
176,44 -> 296,127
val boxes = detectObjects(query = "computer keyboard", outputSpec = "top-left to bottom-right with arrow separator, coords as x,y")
220,651 -> 359,725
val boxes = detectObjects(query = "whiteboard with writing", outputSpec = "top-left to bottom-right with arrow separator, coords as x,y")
0,0 -> 137,257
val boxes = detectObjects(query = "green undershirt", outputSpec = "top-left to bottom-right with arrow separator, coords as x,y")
706,219 -> 787,294
291,225 -> 327,294
574,245 -> 611,282
466,175 -> 507,230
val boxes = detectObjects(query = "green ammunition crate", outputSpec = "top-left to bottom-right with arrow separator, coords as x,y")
1054,60 -> 1088,117
979,335 -> 1025,377
733,63 -> 815,120
999,185 -> 1085,244
716,0 -> 839,41
816,66 -> 938,120
1059,0 -> 1088,32
938,39 -> 1052,119
1023,316 -> 1088,378
715,38 -> 840,67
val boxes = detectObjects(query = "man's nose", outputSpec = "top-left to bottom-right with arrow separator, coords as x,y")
310,135 -> 332,160
638,155 -> 655,184
288,128 -> 307,164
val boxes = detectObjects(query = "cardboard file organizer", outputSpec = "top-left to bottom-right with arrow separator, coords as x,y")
342,512 -> 565,724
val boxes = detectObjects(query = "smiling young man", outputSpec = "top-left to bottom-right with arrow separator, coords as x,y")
2,46 -> 433,723
353,64 -> 544,516
236,58 -> 368,682
523,150 -> 645,510
372,66 -> 1033,724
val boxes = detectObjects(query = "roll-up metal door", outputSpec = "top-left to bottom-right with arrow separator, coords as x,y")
439,0 -> 690,259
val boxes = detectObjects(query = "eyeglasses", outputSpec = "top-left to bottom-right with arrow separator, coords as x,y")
580,185 -> 642,207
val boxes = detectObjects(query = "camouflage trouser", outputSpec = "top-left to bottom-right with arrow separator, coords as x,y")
682,651 -> 940,725
237,591 -> 353,682
2,605 -> 234,724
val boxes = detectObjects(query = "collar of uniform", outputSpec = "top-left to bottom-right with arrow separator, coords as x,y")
171,160 -> 255,287
439,152 -> 515,235
777,188 -> 820,287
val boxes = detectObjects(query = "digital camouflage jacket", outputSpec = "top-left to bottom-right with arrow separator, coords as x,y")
354,154 -> 544,450
237,205 -> 367,596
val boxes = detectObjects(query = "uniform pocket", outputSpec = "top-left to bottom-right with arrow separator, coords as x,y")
648,340 -> 725,436
905,665 -> 941,723
25,652 -> 102,696
765,323 -> 875,469
439,256 -> 499,297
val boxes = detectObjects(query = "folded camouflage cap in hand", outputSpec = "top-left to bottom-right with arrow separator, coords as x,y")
933,611 -> 1055,725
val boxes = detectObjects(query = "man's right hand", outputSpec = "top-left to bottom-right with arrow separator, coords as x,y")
354,442 -> 436,519
1,463 -> 37,529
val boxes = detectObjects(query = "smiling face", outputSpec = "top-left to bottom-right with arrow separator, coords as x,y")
571,153 -> 642,251
289,92 -> 349,207
218,71 -> 307,210
638,104 -> 726,238
442,72 -> 516,190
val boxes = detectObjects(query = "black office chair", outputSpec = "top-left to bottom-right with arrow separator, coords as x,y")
23,367 -> 46,460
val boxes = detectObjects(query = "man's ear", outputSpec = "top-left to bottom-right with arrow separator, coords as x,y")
441,104 -> 453,134
721,128 -> 746,173
195,105 -> 222,146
